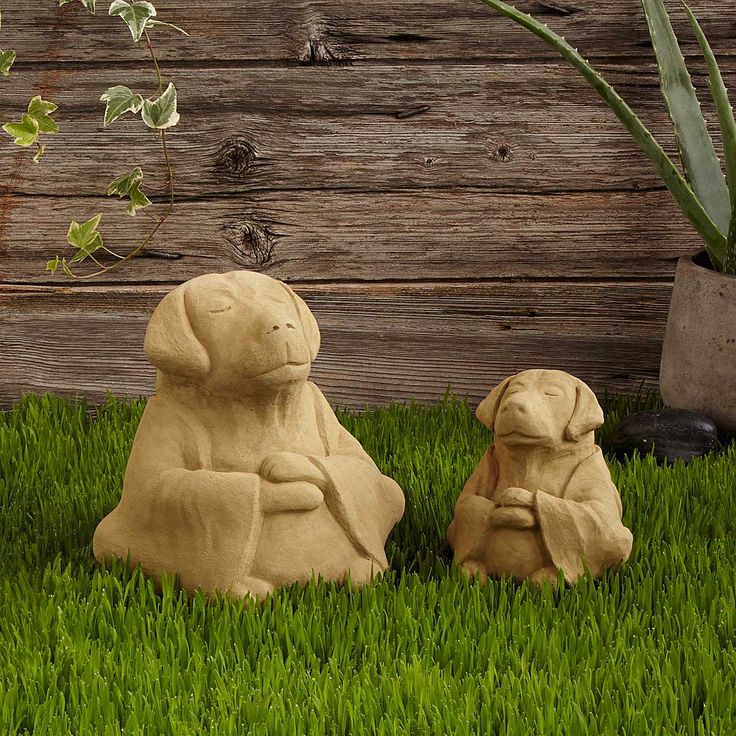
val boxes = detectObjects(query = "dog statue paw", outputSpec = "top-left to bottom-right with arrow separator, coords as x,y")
447,369 -> 633,587
92,270 -> 406,602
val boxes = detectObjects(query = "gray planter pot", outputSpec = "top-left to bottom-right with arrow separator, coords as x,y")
660,250 -> 736,433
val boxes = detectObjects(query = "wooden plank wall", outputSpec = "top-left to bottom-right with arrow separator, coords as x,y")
1,0 -> 733,410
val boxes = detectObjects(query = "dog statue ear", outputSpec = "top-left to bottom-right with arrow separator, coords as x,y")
280,281 -> 321,362
144,284 -> 211,379
476,375 -> 516,430
564,379 -> 604,441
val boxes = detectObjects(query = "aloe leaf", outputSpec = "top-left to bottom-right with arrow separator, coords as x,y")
480,0 -> 727,264
641,0 -> 731,244
682,1 -> 736,273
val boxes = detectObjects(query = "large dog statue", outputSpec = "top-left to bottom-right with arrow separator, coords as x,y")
448,369 -> 633,587
93,270 -> 405,602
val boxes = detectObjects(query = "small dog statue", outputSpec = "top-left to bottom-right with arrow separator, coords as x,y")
447,369 -> 633,587
93,270 -> 405,603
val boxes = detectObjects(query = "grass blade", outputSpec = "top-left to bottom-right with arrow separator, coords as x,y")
479,0 -> 727,265
641,0 -> 731,242
682,1 -> 736,273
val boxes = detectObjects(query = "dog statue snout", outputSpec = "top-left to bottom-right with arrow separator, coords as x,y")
503,397 -> 528,415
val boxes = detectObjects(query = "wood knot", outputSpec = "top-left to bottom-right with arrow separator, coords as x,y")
220,219 -> 281,267
490,143 -> 513,162
299,38 -> 347,65
214,136 -> 257,178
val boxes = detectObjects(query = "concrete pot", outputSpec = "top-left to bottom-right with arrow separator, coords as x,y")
660,250 -> 736,433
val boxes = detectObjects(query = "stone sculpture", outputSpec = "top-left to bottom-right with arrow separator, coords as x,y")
447,369 -> 633,587
93,270 -> 406,602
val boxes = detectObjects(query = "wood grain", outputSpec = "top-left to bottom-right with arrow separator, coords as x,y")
2,0 -> 721,408
0,190 -> 700,283
0,281 -> 670,411
2,0 -> 733,63
1,64 -> 730,197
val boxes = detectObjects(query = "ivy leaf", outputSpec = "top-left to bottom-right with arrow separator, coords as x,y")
108,0 -> 156,43
59,0 -> 97,12
67,214 -> 104,262
27,96 -> 59,134
108,166 -> 153,215
99,85 -> 144,128
125,181 -> 152,215
1,50 -> 16,77
46,256 -> 61,273
145,19 -> 189,36
2,114 -> 40,146
141,82 -> 179,129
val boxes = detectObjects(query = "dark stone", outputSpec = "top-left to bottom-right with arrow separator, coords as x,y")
611,409 -> 719,465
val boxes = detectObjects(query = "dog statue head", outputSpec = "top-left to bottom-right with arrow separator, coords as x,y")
143,270 -> 320,396
476,369 -> 604,446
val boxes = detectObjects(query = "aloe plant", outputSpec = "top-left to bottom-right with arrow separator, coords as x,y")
481,0 -> 736,275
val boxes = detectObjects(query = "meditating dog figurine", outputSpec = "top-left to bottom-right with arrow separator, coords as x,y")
93,270 -> 406,603
447,369 -> 633,587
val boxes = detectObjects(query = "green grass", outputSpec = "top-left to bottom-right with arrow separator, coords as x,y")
1,389 -> 735,735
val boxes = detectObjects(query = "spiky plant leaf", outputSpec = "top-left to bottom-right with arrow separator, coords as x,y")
479,0 -> 727,266
641,0 -> 731,243
682,1 -> 736,274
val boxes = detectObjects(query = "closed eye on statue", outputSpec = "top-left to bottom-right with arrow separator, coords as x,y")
207,305 -> 232,314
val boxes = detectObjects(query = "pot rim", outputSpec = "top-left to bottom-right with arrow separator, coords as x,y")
681,249 -> 736,281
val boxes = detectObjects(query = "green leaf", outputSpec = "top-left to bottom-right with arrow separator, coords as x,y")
59,0 -> 97,12
2,114 -> 40,146
682,1 -> 736,273
479,0 -> 728,265
125,181 -> 152,215
107,166 -> 153,215
99,85 -> 144,128
108,0 -> 156,42
141,82 -> 179,129
27,96 -> 59,134
46,256 -> 60,274
641,0 -> 731,240
0,50 -> 16,77
145,19 -> 189,36
67,214 -> 104,262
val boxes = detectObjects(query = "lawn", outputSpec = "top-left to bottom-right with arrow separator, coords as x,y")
1,390 -> 735,735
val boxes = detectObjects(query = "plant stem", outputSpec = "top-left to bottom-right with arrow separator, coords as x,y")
145,28 -> 164,97
62,29 -> 175,280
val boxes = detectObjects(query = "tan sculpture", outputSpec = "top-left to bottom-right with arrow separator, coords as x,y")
93,270 -> 405,603
447,369 -> 633,587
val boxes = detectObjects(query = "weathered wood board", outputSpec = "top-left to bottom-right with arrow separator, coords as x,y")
0,282 -> 670,409
0,64 -> 725,196
0,190 -> 700,282
3,0 -> 734,63
1,0 -> 733,410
